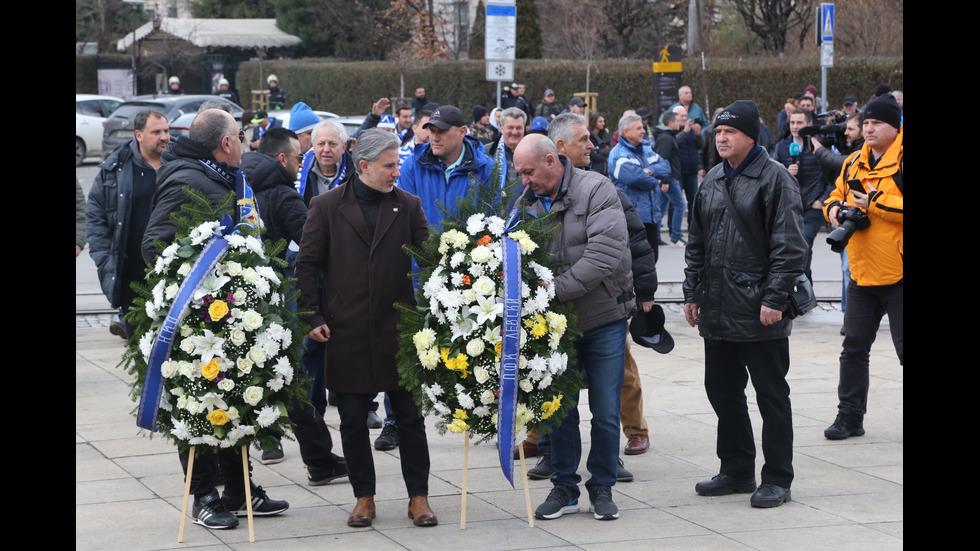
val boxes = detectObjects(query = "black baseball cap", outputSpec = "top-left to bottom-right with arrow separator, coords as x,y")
423,105 -> 465,130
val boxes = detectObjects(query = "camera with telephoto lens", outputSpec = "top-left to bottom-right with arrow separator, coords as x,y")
826,205 -> 871,253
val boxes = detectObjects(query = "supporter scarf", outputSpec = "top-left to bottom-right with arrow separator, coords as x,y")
494,135 -> 507,192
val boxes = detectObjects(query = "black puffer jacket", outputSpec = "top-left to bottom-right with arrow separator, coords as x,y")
141,137 -> 237,263
683,146 -> 807,342
239,151 -> 308,261
617,188 -> 657,302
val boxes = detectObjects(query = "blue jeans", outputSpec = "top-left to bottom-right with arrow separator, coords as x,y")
657,178 -> 686,242
550,318 -> 627,494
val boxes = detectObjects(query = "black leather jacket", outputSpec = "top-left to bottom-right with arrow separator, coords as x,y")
683,146 -> 807,341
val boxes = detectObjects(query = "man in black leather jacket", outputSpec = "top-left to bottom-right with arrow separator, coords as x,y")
683,100 -> 807,509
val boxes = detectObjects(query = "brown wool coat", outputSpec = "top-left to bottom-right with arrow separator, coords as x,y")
295,178 -> 428,393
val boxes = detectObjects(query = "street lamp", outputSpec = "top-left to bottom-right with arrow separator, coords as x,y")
123,0 -> 145,97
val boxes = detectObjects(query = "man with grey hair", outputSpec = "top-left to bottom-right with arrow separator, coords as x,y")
300,119 -> 353,206
296,129 -> 437,528
485,106 -> 527,190
140,108 -> 290,530
608,113 -> 672,258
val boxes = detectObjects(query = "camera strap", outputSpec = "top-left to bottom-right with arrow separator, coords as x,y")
844,149 -> 903,195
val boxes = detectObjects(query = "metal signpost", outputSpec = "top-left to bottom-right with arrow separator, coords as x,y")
819,3 -> 835,112
486,0 -> 516,108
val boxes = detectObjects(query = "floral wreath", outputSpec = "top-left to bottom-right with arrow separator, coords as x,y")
120,190 -> 307,452
396,180 -> 584,442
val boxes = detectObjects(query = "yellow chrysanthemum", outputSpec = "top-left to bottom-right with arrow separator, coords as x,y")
541,394 -> 563,420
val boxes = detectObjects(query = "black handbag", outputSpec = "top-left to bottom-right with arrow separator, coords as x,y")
719,180 -> 815,319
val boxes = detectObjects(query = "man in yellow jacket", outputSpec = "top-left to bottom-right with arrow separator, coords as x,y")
822,94 -> 903,440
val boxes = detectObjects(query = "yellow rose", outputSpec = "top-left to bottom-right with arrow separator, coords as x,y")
201,358 -> 221,381
207,409 -> 230,426
208,299 -> 229,321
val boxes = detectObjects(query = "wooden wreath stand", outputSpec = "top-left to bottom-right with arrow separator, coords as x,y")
178,445 -> 256,543
459,431 -> 534,529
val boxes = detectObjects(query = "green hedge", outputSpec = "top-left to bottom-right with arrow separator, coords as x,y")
238,57 -> 902,123
78,55 -> 903,124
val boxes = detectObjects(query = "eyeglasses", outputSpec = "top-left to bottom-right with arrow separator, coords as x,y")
295,154 -> 305,163
238,129 -> 246,143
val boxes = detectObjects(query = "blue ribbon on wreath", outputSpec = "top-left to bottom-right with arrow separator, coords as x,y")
136,172 -> 259,431
497,235 -> 522,486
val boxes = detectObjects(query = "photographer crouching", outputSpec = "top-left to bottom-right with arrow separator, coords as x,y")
821,94 -> 903,441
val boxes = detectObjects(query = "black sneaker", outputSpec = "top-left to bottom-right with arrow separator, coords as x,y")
588,485 -> 619,520
527,454 -> 556,480
534,485 -> 580,520
260,443 -> 284,465
374,423 -> 399,450
824,413 -> 865,440
223,485 -> 289,517
307,461 -> 348,486
193,490 -> 239,529
616,458 -> 633,483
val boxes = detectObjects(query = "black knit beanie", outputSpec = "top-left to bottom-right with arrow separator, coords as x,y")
862,94 -> 902,130
715,100 -> 761,141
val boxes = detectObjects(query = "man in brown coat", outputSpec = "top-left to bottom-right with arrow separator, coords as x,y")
294,129 -> 437,528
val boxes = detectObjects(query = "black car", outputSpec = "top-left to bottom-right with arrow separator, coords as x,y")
101,95 -> 244,156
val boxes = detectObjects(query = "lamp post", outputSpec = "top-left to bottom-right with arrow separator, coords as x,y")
123,0 -> 145,97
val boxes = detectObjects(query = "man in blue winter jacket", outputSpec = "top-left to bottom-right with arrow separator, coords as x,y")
398,105 -> 494,229
607,113 -> 671,259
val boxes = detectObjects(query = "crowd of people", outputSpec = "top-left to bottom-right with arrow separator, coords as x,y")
80,74 -> 903,530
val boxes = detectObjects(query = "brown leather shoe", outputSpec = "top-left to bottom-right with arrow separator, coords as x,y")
347,496 -> 376,527
407,495 -> 438,526
624,434 -> 650,455
513,440 -> 542,460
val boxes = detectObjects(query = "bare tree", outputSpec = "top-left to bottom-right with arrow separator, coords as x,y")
730,0 -> 814,55
540,1 -> 603,90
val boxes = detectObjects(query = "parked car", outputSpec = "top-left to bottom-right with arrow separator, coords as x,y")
333,116 -> 367,138
101,95 -> 244,157
268,110 -> 338,132
76,94 -> 123,166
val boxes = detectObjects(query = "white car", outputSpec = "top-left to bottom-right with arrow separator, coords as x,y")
76,94 -> 123,166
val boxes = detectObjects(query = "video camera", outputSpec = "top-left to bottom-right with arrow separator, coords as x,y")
800,110 -> 848,151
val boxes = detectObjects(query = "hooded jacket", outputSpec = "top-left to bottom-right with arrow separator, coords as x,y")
239,151 -> 308,261
823,127 -> 903,286
683,145 -> 807,342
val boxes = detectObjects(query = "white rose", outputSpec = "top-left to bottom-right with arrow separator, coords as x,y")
242,386 -> 263,406
480,389 -> 495,405
217,378 -> 235,391
465,339 -> 485,357
226,406 -> 239,421
470,245 -> 492,263
472,276 -> 496,296
165,283 -> 179,300
474,367 -> 490,384
225,261 -> 243,276
241,268 -> 260,284
160,361 -> 178,379
180,325 -> 194,337
179,338 -> 196,355
241,310 -> 263,331
178,361 -> 194,377
237,357 -> 254,374
519,379 -> 533,392
230,328 -> 247,346
177,262 -> 192,276
248,346 -> 267,366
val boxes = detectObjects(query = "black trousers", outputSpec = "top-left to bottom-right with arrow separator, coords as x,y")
838,279 -> 904,418
289,397 -> 344,469
704,338 -> 794,488
179,447 -> 249,499
335,390 -> 430,498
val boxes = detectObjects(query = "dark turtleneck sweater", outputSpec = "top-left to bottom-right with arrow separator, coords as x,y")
353,176 -> 383,240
